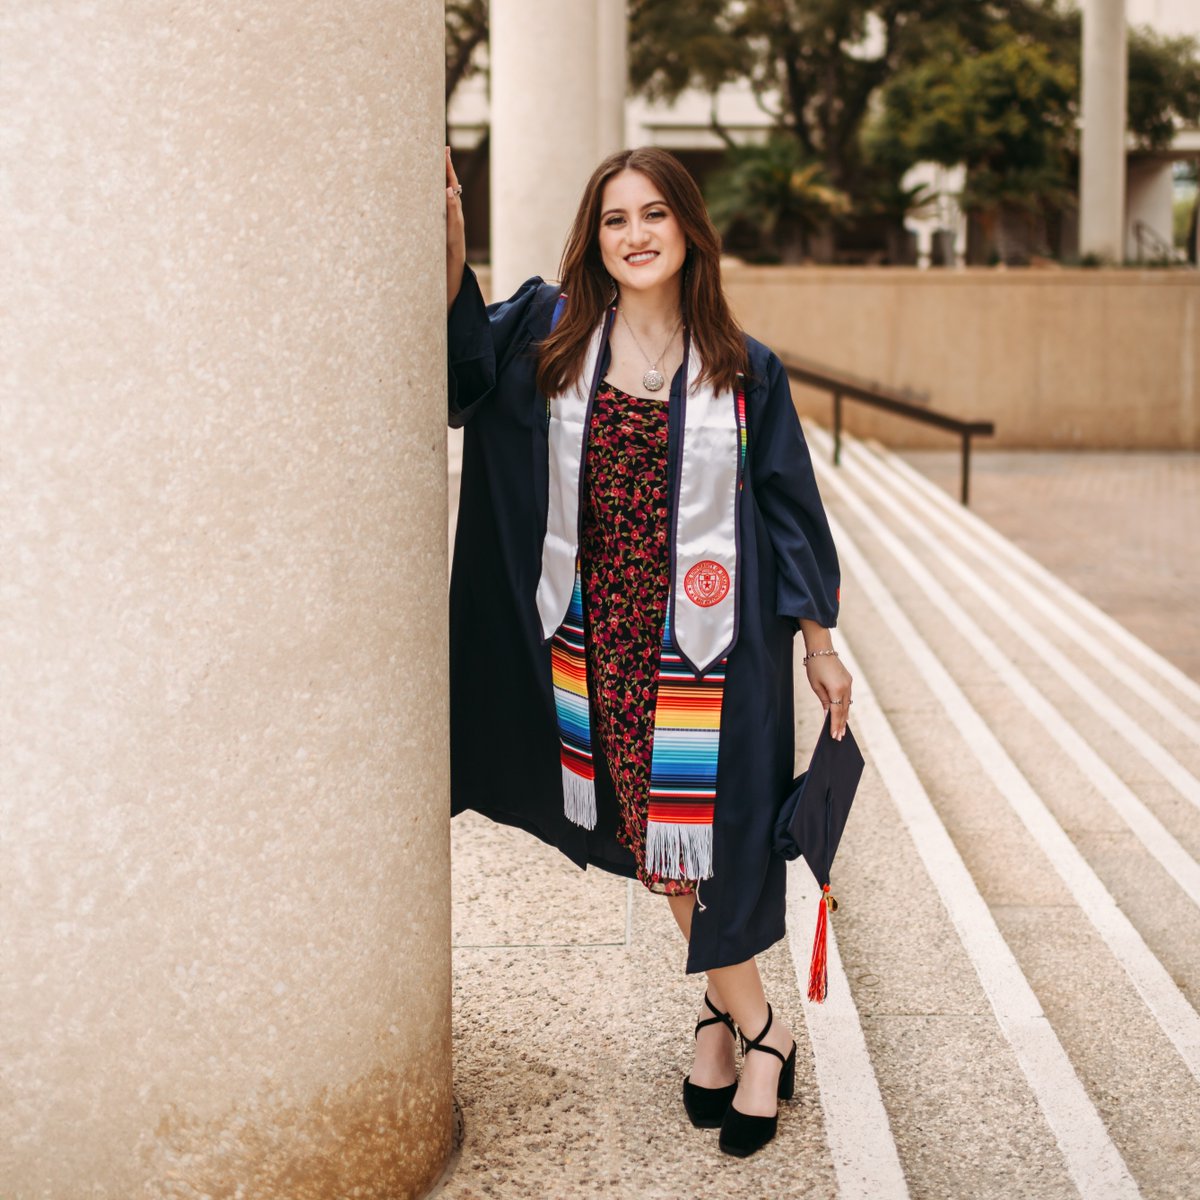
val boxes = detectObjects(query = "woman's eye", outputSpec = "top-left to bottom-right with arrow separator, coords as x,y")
647,209 -> 665,219
605,216 -> 624,227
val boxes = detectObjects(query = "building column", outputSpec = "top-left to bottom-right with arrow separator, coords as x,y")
1126,158 -> 1178,261
490,0 -> 627,298
1079,0 -> 1128,262
1,4 -> 453,1197
596,0 -> 630,158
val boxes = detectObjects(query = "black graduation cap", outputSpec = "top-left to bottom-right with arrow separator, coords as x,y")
773,710 -> 864,1002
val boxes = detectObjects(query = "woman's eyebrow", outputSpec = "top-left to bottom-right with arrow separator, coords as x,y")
601,200 -> 669,218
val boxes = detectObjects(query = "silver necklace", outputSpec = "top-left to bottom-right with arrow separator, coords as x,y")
618,306 -> 683,393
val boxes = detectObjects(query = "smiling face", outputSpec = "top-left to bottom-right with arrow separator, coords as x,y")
596,168 -> 688,297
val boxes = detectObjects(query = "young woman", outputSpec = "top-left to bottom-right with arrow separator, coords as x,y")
445,145 -> 852,1158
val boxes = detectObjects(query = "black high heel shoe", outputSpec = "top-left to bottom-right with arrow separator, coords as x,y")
718,1003 -> 797,1157
682,992 -> 739,1128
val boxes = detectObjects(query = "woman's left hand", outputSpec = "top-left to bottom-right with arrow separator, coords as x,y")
805,654 -> 854,740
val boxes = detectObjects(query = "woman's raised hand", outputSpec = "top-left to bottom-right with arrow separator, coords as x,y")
446,146 -> 466,312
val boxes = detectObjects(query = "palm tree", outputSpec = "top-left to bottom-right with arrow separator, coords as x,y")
705,136 -> 851,263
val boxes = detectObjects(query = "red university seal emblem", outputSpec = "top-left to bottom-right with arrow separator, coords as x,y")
683,560 -> 730,608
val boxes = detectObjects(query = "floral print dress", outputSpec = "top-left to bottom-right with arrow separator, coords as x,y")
579,379 -> 697,896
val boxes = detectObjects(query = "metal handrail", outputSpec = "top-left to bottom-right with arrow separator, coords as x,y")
1133,219 -> 1184,265
779,354 -> 995,505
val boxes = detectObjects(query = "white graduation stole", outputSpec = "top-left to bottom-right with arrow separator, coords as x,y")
536,317 -> 740,672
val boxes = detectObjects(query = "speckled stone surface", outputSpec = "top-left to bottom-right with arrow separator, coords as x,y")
442,813 -> 838,1199
451,817 -> 628,950
830,465 -> 1200,1013
825,457 -> 1200,1197
792,692 -> 1079,1200
2,4 -> 452,1197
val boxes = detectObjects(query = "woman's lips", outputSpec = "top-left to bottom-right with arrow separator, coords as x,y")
625,251 -> 659,266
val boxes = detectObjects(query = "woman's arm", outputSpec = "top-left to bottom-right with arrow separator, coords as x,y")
444,150 -> 547,426
751,353 -> 853,737
447,267 -> 545,427
750,353 -> 841,629
446,146 -> 466,311
799,618 -> 852,740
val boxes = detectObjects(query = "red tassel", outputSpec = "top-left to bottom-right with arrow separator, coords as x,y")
807,885 -> 832,1003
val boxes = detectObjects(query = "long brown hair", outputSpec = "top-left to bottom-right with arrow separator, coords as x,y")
534,147 -> 748,399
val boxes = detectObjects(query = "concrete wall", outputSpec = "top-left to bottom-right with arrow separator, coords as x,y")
1,4 -> 453,1197
723,267 -> 1199,450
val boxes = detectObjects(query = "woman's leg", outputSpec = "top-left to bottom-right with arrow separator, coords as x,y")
668,894 -> 735,1088
707,958 -> 794,1118
669,893 -> 794,1116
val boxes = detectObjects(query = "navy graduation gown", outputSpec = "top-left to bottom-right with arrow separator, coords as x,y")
447,265 -> 840,974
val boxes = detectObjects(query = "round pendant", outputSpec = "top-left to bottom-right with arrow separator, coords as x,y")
643,368 -> 665,392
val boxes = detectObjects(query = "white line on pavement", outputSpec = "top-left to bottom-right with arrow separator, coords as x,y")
807,432 -> 1200,910
834,637 -> 1142,1200
840,437 -> 1200,746
822,506 -> 1200,1079
788,861 -> 910,1199
856,437 -> 1200,709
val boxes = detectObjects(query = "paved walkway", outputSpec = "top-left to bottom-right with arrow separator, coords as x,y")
435,435 -> 1199,1200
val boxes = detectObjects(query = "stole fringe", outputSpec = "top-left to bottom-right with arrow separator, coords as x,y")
562,765 -> 597,831
646,820 -> 714,881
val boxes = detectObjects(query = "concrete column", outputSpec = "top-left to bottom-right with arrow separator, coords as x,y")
1,4 -> 453,1198
490,0 -> 627,297
596,0 -> 630,157
1079,0 -> 1129,262
1126,158 -> 1177,261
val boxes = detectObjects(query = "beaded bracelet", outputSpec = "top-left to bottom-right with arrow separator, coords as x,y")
802,648 -> 839,665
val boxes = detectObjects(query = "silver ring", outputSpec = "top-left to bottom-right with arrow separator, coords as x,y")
452,185 -> 463,197
829,699 -> 845,705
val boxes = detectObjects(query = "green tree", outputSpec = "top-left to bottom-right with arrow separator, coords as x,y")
450,2 -> 1200,262
864,25 -> 1077,260
445,0 -> 488,106
1127,27 -> 1200,151
1008,11 -> 1200,151
445,2 -> 491,213
864,16 -> 1200,261
630,2 -> 1200,260
704,135 -> 852,262
629,0 -> 1033,241
631,2 -> 1200,169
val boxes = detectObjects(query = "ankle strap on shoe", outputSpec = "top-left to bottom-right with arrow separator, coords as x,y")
739,1003 -> 787,1064
694,991 -> 737,1041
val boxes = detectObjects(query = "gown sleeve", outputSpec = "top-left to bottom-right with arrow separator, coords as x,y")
447,263 -> 548,428
750,351 -> 841,631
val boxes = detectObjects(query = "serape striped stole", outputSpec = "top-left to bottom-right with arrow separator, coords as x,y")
547,362 -> 748,881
